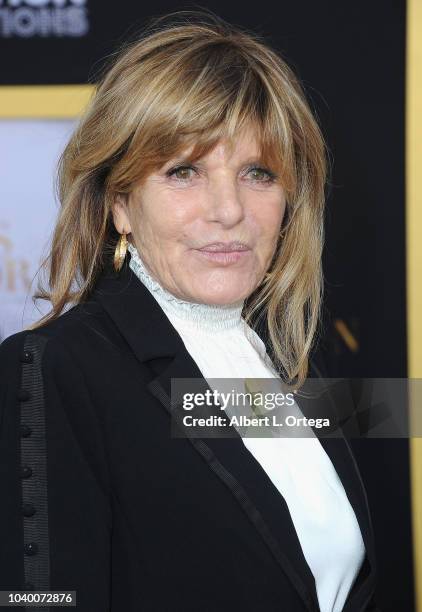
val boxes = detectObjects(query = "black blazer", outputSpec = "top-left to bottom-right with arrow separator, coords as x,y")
0,259 -> 380,612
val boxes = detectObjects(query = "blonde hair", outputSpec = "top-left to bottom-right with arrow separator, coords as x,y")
30,9 -> 329,389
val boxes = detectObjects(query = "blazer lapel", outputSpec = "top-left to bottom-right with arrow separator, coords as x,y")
92,261 -> 376,612
294,379 -> 378,574
296,385 -> 378,609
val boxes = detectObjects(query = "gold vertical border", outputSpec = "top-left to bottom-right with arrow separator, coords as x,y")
407,0 -> 422,608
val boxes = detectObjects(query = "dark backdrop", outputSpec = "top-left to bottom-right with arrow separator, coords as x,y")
0,1 -> 412,609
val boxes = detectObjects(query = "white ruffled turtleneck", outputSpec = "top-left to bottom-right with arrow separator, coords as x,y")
128,242 -> 366,612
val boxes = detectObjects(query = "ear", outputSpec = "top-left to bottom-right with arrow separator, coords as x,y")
111,193 -> 132,234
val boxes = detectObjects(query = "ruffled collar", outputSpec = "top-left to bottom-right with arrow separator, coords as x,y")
128,242 -> 244,331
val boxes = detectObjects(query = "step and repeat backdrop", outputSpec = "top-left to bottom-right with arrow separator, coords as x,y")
0,2 -> 420,611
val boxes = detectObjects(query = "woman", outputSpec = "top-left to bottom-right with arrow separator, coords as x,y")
0,10 -> 380,612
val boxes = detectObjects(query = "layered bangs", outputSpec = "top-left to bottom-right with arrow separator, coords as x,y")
108,38 -> 297,200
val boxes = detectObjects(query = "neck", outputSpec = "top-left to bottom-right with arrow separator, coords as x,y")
127,243 -> 245,331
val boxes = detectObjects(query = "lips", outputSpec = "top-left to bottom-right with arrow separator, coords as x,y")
197,241 -> 251,253
194,242 -> 252,266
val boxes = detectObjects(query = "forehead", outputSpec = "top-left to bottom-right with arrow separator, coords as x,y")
212,128 -> 260,161
173,124 -> 262,164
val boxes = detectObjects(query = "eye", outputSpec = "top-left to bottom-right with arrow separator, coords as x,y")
246,166 -> 277,183
166,165 -> 197,181
165,164 -> 277,183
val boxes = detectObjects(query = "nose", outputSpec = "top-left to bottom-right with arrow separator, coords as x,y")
205,178 -> 245,227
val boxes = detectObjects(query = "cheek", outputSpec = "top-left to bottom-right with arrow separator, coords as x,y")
134,200 -> 191,246
253,199 -> 286,242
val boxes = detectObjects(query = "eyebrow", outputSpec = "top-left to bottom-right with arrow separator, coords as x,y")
163,156 -> 267,169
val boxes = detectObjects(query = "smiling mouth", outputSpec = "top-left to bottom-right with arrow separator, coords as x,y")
194,248 -> 251,265
196,241 -> 251,253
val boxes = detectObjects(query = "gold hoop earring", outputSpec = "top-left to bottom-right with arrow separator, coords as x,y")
114,232 -> 128,272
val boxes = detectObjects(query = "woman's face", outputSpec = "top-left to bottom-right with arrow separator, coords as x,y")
112,125 -> 287,305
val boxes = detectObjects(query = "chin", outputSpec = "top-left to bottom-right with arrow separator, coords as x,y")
185,271 -> 256,305
192,286 -> 251,306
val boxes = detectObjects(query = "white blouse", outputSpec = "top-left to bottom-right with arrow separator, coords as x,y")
128,243 -> 366,612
